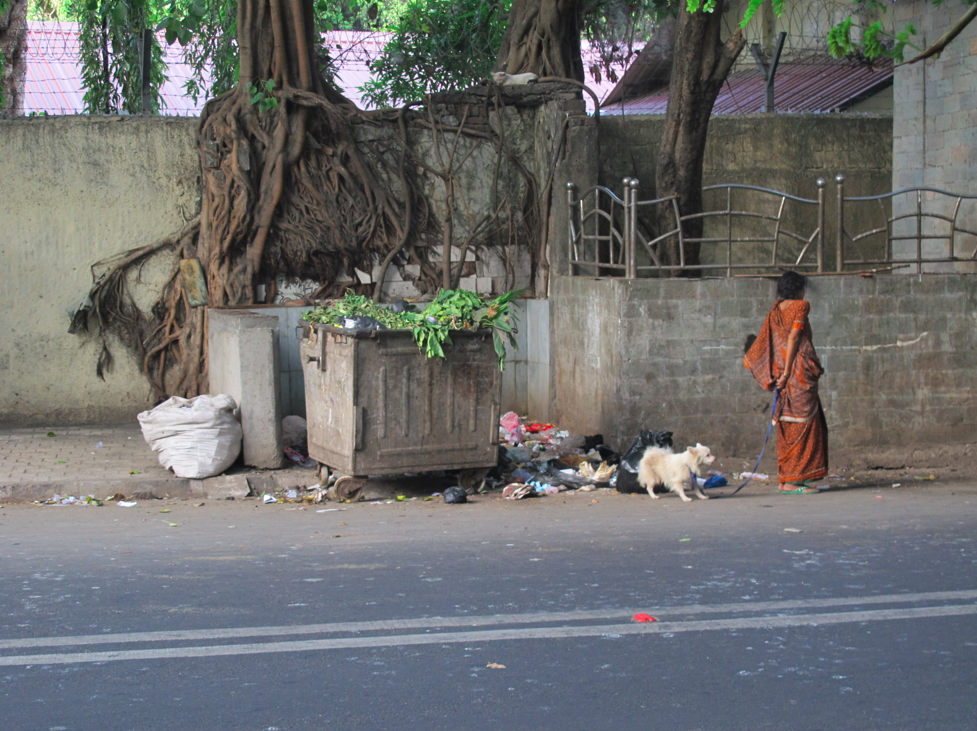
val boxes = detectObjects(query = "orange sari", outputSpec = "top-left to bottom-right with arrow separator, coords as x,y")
743,299 -> 828,483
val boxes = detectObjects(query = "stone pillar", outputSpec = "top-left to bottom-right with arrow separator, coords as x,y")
208,309 -> 285,469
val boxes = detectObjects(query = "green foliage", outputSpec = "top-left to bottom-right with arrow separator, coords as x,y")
359,0 -> 508,108
159,0 -> 237,103
72,0 -> 169,114
740,0 -> 783,28
247,78 -> 279,111
303,287 -> 524,369
28,0 -> 77,20
826,12 -> 919,61
684,0 -> 718,13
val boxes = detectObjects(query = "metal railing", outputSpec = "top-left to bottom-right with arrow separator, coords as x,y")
838,176 -> 977,275
567,176 -> 977,277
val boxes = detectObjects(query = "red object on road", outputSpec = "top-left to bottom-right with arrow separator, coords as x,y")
633,613 -> 657,623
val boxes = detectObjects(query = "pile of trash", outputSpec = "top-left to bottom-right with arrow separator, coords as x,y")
33,493 -> 138,507
495,414 -> 732,499
496,412 -> 626,499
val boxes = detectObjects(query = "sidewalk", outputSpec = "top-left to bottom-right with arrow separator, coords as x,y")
0,424 -> 189,502
0,424 -> 312,503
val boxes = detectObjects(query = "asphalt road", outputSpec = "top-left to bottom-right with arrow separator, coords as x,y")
1,478 -> 975,731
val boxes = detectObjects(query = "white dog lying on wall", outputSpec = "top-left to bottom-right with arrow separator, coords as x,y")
637,444 -> 716,502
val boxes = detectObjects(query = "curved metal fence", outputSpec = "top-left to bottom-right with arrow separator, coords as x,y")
568,176 -> 977,277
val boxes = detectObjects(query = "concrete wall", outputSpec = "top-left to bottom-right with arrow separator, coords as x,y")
0,90 -> 579,426
0,116 -> 199,426
599,114 -> 892,200
553,273 -> 977,469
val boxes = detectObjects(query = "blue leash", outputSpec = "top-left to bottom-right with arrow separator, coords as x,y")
729,388 -> 778,496
694,389 -> 778,497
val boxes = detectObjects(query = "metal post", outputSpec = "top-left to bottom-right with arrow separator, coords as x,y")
140,28 -> 153,114
726,186 -> 733,278
750,32 -> 786,113
915,189 -> 922,276
835,174 -> 845,272
622,178 -> 632,276
628,179 -> 639,279
816,178 -> 826,273
566,182 -> 576,274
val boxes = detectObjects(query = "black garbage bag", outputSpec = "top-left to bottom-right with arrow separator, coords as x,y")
443,485 -> 468,504
596,444 -> 621,465
616,430 -> 674,494
488,445 -> 509,481
582,434 -> 605,452
534,458 -> 596,488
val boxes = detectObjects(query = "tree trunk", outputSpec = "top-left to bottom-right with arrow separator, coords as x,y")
495,0 -> 585,81
196,0 -> 406,307
139,0 -> 410,397
0,0 -> 28,117
653,5 -> 744,275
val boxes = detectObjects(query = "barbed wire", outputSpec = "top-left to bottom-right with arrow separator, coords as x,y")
733,0 -> 896,65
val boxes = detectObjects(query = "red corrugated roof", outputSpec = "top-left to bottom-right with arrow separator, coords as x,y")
24,22 -> 623,116
600,58 -> 893,115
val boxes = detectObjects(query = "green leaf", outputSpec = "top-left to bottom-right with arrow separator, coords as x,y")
111,2 -> 127,26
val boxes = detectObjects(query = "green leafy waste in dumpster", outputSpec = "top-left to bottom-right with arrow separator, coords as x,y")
303,289 -> 524,370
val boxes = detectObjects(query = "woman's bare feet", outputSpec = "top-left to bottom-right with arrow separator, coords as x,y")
777,482 -> 818,493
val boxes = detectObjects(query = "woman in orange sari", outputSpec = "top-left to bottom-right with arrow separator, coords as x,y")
744,271 -> 828,493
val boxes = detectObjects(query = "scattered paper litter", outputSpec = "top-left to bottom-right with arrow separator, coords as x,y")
486,663 -> 506,669
117,501 -> 137,507
316,509 -> 340,513
783,528 -> 803,533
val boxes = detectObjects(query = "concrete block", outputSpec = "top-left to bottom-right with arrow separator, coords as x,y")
272,469 -> 318,492
380,280 -> 421,299
208,310 -> 285,469
192,474 -> 251,499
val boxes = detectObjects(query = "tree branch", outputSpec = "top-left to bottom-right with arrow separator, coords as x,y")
904,4 -> 977,65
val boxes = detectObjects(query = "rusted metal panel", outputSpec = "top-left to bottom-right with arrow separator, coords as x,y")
302,329 -> 358,475
302,326 -> 501,477
601,59 -> 893,116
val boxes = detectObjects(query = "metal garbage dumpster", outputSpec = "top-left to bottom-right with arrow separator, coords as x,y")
301,324 -> 502,500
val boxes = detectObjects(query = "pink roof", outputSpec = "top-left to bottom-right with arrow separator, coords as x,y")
24,22 -> 623,116
600,58 -> 893,115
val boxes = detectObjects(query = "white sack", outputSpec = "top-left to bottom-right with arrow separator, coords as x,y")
137,394 -> 243,479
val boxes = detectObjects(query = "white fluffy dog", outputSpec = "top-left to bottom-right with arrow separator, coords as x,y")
637,443 -> 716,502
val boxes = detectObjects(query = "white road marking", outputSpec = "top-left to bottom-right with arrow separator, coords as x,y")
0,590 -> 977,650
1,604 -> 975,667
2,588 -> 974,651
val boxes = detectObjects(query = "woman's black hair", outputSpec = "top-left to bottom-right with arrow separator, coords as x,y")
776,271 -> 806,300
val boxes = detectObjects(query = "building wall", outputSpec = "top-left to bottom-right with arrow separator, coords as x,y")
553,274 -> 977,469
892,0 -> 977,271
